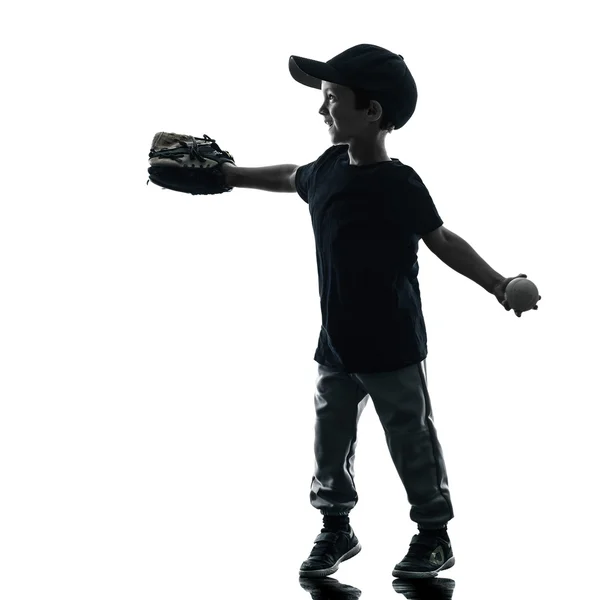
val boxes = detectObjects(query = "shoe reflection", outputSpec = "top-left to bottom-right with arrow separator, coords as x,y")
299,577 -> 361,599
298,575 -> 455,599
392,577 -> 455,599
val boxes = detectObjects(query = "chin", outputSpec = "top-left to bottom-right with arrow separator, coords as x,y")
330,131 -> 345,144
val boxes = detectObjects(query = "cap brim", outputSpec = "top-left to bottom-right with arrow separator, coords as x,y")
289,55 -> 350,90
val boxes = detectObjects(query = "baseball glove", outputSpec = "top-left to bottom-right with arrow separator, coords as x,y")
147,132 -> 236,195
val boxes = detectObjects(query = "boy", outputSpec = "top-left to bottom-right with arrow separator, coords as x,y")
221,43 -> 539,580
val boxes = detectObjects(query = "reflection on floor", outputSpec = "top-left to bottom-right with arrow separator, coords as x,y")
299,575 -> 455,599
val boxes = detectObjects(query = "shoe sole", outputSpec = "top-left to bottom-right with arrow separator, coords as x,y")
298,541 -> 362,578
392,556 -> 455,579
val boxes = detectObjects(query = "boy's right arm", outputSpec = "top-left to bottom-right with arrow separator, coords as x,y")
221,163 -> 299,193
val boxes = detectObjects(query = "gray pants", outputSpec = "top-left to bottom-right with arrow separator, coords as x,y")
310,360 -> 454,529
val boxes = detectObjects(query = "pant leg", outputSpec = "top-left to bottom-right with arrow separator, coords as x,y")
310,363 -> 370,516
351,360 -> 454,528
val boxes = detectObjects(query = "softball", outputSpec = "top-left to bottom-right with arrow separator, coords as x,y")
505,278 -> 539,312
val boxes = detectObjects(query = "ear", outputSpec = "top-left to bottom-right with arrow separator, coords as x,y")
369,99 -> 384,117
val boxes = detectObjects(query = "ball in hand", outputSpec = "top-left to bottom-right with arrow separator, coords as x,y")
505,278 -> 539,312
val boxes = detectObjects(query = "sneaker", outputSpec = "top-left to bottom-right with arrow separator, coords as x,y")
299,527 -> 361,578
392,532 -> 455,579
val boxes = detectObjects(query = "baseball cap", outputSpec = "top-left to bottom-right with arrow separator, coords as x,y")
289,43 -> 418,130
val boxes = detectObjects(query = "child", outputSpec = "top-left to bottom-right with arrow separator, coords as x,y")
221,43 -> 538,580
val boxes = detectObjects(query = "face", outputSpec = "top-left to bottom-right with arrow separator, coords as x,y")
319,81 -> 388,147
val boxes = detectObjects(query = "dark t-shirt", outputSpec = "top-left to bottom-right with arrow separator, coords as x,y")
295,144 -> 443,373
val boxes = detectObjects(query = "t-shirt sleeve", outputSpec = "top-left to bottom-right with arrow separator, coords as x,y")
405,169 -> 443,237
294,161 -> 316,204
294,146 -> 341,203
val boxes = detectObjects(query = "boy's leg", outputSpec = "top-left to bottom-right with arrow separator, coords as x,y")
310,364 -> 370,516
351,360 -> 454,528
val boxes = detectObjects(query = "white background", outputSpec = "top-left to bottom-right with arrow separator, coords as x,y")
1,1 -> 598,598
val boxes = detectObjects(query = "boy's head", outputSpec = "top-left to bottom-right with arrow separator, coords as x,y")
290,44 -> 417,164
289,44 -> 417,132
319,80 -> 395,149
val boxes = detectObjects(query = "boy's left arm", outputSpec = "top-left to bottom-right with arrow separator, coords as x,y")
421,225 -> 541,317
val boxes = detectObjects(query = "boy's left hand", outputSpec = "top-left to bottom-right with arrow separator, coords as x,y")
492,273 -> 542,317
